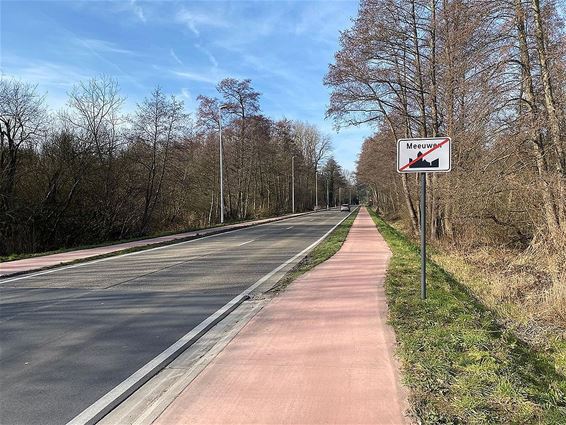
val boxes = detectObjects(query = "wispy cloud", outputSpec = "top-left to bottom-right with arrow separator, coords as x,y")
65,35 -> 145,90
170,48 -> 183,65
129,0 -> 146,23
3,0 -> 364,170
1,57 -> 89,87
76,38 -> 138,56
178,87 -> 196,110
292,2 -> 353,46
0,56 -> 92,109
172,70 -> 218,84
195,44 -> 218,68
175,8 -> 229,36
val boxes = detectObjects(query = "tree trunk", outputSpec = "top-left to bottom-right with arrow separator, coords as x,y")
530,0 -> 565,176
428,0 -> 443,240
515,0 -> 561,233
402,173 -> 419,233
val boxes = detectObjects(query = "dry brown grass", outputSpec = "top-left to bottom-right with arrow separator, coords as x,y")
433,241 -> 566,376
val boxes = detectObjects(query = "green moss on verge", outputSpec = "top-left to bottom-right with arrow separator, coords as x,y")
368,209 -> 566,424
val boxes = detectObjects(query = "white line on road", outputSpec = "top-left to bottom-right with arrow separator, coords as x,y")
66,208 -> 356,425
286,226 -> 294,229
238,240 -> 255,246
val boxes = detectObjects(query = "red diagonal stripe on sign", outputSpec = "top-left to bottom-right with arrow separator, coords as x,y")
399,138 -> 450,171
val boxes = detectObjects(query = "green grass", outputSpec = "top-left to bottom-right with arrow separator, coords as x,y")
269,208 -> 358,293
367,209 -> 566,424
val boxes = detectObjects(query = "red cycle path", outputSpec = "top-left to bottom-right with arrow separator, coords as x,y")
154,207 -> 409,425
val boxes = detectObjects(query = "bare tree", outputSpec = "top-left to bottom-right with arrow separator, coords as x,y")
216,78 -> 261,219
1,75 -> 335,255
0,78 -> 48,215
63,76 -> 125,237
65,76 -> 124,162
129,87 -> 188,232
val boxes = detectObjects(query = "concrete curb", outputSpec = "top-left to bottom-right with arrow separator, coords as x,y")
66,294 -> 250,425
1,210 -> 319,280
66,208 -> 356,425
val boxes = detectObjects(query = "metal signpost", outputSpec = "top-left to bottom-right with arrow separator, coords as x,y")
397,137 -> 451,299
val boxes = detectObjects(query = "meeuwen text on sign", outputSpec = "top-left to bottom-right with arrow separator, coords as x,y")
397,137 -> 451,173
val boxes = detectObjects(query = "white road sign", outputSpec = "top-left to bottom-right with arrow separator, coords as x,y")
397,137 -> 451,173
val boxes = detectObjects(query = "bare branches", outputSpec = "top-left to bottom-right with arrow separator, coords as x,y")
0,78 -> 48,215
345,0 -> 565,244
0,75 -> 338,255
64,75 -> 125,162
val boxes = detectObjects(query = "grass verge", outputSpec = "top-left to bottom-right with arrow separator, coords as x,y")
269,208 -> 359,294
367,208 -> 566,424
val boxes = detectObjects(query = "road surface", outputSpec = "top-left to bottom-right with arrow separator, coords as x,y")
0,210 -> 348,425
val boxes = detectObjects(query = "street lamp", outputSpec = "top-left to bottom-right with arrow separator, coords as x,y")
291,155 -> 295,213
314,167 -> 318,211
326,176 -> 330,211
218,104 -> 229,224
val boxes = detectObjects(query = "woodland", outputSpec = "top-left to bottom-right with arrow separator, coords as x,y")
0,77 -> 348,256
325,0 -> 566,329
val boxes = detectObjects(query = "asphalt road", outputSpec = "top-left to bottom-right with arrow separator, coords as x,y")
0,210 -> 349,425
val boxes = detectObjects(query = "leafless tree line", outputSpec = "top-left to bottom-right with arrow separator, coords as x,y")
326,0 -> 565,251
0,76 -> 345,255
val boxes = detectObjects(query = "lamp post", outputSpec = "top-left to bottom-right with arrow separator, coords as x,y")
291,156 -> 295,213
326,176 -> 329,210
315,168 -> 318,210
218,104 -> 229,224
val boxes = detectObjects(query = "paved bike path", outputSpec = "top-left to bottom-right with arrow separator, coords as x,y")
154,207 -> 409,424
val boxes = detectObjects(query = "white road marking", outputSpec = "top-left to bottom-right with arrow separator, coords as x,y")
238,240 -> 255,246
286,226 -> 294,229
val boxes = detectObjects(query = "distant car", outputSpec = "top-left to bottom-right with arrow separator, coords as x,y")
340,203 -> 350,212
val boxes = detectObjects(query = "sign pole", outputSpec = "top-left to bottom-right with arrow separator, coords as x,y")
420,172 -> 427,300
396,137 -> 451,300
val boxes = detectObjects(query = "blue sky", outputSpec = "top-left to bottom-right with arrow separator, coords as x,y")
0,0 -> 373,171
